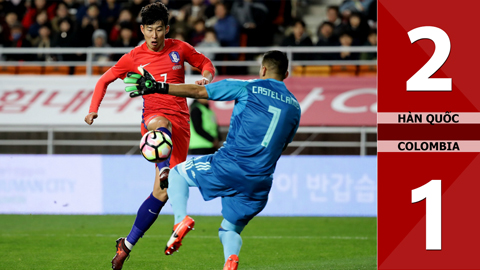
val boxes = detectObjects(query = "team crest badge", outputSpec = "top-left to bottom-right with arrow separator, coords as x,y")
169,51 -> 180,63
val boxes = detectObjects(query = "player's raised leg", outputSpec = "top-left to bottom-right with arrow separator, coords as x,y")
111,116 -> 173,270
123,116 -> 173,247
219,219 -> 244,270
165,164 -> 197,255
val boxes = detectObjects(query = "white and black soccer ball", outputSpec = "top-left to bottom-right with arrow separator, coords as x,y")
139,130 -> 173,163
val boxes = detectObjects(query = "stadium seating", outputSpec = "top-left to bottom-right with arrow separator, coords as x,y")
44,66 -> 70,75
0,66 -> 16,74
74,66 -> 87,75
17,66 -> 43,75
304,65 -> 331,76
330,65 -> 357,76
291,65 -> 331,76
358,65 -> 377,76
1,63 -> 377,77
71,66 -> 111,75
93,66 -> 110,75
291,66 -> 305,76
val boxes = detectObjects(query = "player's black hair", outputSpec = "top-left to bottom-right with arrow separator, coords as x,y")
262,50 -> 289,79
141,2 -> 169,27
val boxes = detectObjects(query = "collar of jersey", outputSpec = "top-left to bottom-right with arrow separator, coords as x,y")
266,78 -> 285,84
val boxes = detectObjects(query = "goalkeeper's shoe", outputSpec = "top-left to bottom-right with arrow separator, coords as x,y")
223,255 -> 239,270
158,167 -> 170,190
111,238 -> 130,270
165,215 -> 195,255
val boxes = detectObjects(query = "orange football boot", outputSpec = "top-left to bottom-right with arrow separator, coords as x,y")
111,238 -> 130,270
223,254 -> 239,270
165,215 -> 195,255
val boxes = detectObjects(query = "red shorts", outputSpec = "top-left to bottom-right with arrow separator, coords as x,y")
141,113 -> 190,168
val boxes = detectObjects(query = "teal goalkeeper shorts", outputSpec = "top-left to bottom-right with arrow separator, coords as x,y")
176,155 -> 268,226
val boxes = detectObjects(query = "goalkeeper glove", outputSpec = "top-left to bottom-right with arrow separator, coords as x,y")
124,67 -> 169,98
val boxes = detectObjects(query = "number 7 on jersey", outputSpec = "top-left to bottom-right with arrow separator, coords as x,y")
261,105 -> 281,147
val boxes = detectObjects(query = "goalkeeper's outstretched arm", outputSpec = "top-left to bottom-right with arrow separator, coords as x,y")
168,84 -> 209,99
124,67 -> 209,99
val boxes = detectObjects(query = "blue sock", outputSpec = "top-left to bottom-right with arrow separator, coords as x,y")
219,219 -> 245,262
156,127 -> 172,169
126,193 -> 165,246
167,167 -> 189,224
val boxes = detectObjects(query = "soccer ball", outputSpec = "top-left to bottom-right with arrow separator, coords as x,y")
139,130 -> 173,163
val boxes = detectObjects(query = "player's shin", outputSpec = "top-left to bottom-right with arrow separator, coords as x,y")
219,219 -> 244,262
167,167 -> 189,224
125,192 -> 165,249
155,127 -> 172,168
156,127 -> 172,188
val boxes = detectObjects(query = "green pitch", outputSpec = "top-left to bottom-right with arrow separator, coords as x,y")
0,215 -> 376,269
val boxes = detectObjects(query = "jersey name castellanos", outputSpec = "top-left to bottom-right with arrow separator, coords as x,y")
205,78 -> 301,199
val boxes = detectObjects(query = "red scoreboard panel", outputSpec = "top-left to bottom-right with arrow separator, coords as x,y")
378,1 -> 480,269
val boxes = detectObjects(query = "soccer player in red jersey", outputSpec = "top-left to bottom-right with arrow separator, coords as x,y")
83,3 -> 215,269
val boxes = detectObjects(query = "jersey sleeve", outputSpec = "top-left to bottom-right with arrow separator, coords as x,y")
205,79 -> 249,101
88,54 -> 133,113
109,53 -> 135,79
181,41 -> 216,78
88,69 -> 117,113
287,122 -> 299,143
286,109 -> 301,143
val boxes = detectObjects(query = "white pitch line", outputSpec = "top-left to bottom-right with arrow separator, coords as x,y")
0,233 -> 372,240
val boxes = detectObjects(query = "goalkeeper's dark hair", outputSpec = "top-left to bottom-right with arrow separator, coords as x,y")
262,50 -> 289,79
141,2 -> 169,27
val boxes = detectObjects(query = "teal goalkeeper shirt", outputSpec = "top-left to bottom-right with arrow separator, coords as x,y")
204,78 -> 301,199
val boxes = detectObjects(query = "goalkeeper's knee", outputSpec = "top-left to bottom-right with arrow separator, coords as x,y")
218,218 -> 244,243
219,219 -> 244,234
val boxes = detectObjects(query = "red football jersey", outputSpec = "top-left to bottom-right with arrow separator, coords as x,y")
89,39 -> 215,123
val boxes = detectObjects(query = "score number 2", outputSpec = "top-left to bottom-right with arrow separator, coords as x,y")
407,26 -> 452,91
412,180 -> 442,250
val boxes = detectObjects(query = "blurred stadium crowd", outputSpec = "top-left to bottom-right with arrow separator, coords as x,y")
0,0 -> 377,63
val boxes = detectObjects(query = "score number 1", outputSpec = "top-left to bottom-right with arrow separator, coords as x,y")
412,180 -> 442,250
407,26 -> 452,91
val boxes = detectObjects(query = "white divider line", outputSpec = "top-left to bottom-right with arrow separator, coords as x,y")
1,233 -> 372,240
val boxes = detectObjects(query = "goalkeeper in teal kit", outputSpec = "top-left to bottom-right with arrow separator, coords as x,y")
125,50 -> 300,270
